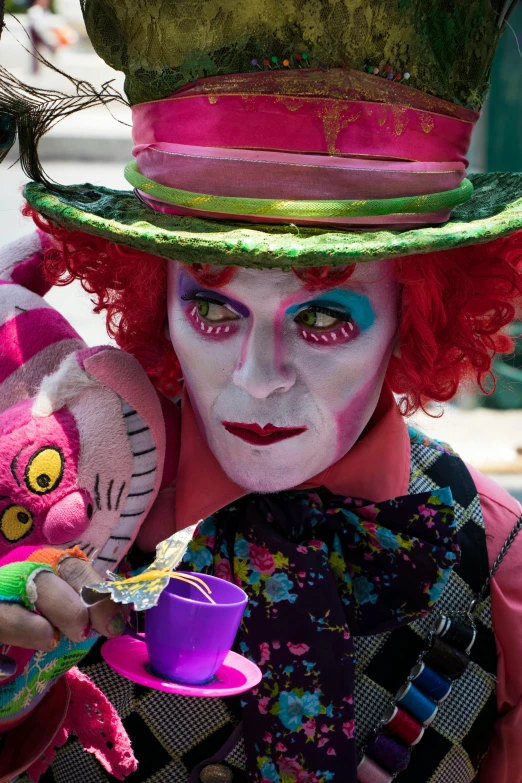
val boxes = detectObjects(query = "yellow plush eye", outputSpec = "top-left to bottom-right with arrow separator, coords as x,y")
25,447 -> 64,495
0,505 -> 34,542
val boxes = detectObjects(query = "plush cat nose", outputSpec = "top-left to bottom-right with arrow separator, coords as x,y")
43,490 -> 94,545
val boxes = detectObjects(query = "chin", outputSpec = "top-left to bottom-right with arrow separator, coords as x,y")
208,425 -> 335,493
235,472 -> 302,494
217,451 -> 322,493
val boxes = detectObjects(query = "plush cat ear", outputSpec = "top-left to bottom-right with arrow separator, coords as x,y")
32,353 -> 99,417
0,279 -> 85,416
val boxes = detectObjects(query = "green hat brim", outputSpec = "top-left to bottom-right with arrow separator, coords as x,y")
23,172 -> 522,269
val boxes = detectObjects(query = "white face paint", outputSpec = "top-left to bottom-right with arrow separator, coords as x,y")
167,261 -> 400,493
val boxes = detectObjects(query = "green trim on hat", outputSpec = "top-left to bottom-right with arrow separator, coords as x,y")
23,172 -> 522,270
124,161 -> 474,219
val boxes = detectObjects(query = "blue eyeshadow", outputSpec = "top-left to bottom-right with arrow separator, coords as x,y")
286,288 -> 375,330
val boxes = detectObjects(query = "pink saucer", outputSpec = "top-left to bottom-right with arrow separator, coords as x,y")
101,634 -> 262,698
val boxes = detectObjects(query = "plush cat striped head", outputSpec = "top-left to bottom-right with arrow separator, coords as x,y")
0,347 -> 165,575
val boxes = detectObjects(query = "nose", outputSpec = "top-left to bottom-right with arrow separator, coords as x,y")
43,490 -> 94,545
232,322 -> 296,399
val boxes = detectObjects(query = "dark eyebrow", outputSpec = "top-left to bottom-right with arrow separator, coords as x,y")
10,442 -> 36,486
11,449 -> 23,486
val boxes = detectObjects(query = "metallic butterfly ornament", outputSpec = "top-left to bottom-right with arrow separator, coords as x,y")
81,524 -> 215,611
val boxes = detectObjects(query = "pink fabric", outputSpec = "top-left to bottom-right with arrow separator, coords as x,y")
0,545 -> 42,566
0,676 -> 70,783
43,490 -> 93,545
7,228 -> 54,297
172,69 -> 478,124
10,250 -> 50,298
131,91 -> 474,227
133,143 -> 465,200
131,72 -> 476,227
0,308 -> 82,384
132,94 -> 475,164
172,388 -> 522,780
467,465 -> 522,783
27,667 -> 137,782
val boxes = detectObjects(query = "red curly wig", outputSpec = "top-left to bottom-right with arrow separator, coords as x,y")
24,205 -> 522,415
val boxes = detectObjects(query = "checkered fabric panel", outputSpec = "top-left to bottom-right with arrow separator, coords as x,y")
137,688 -> 233,756
352,435 -> 498,783
82,652 -> 136,719
431,664 -> 496,743
430,744 -> 478,783
41,739 -> 114,783
354,633 -> 388,677
353,674 -> 394,748
224,732 -> 247,771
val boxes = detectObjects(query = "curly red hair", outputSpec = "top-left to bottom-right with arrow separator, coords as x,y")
24,205 -> 522,414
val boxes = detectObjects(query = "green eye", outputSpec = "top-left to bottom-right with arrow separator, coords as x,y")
296,307 -> 341,330
194,299 -> 240,323
299,310 -> 317,327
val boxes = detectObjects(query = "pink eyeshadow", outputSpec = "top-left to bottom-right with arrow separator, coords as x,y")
185,303 -> 240,340
299,321 -> 360,345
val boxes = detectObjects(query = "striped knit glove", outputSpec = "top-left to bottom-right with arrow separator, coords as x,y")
0,546 -> 98,733
0,546 -> 137,781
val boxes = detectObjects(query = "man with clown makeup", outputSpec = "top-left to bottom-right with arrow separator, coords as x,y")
1,1 -> 522,782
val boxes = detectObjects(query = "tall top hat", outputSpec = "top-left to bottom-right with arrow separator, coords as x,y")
20,0 -> 522,269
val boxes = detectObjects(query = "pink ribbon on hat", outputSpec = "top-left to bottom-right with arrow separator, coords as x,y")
129,75 -> 478,228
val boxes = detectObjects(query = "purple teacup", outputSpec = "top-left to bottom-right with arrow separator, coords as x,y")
145,572 -> 248,685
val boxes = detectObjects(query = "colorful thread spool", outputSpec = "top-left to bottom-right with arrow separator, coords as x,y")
366,732 -> 411,774
383,706 -> 424,746
424,637 -> 469,678
357,755 -> 393,783
396,682 -> 438,726
411,662 -> 452,703
433,615 -> 476,654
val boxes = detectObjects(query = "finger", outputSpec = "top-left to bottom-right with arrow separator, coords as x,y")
58,555 -> 126,639
34,571 -> 89,644
0,601 -> 56,651
89,597 -> 127,638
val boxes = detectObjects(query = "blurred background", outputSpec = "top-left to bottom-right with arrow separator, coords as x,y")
1,0 -> 522,500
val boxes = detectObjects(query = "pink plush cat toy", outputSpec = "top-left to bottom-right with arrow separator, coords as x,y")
0,232 -> 167,781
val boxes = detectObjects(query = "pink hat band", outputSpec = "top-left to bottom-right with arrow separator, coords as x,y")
128,70 -> 478,229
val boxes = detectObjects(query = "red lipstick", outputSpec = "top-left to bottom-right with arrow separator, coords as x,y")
222,422 -> 307,446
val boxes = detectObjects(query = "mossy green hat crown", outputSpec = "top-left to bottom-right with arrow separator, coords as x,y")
22,0 -> 522,269
83,0 -> 506,109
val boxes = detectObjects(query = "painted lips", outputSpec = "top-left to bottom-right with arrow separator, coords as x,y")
222,421 -> 308,446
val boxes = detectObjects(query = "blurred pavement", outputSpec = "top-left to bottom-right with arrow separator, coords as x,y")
1,15 -> 132,160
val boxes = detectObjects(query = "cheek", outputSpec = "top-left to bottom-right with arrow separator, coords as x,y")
168,303 -> 241,399
333,331 -> 397,453
300,320 -> 398,453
